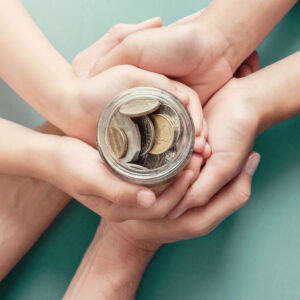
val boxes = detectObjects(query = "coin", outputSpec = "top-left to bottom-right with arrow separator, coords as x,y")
133,116 -> 155,156
107,127 -> 128,158
156,104 -> 182,144
149,114 -> 175,155
126,163 -> 149,171
135,153 -> 161,169
158,147 -> 177,166
109,112 -> 141,163
119,99 -> 160,117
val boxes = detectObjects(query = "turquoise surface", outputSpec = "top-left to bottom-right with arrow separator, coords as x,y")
0,1 -> 300,299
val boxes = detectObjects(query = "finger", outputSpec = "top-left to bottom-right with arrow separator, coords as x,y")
168,152 -> 261,239
99,170 -> 194,222
194,119 -> 208,152
168,150 -> 249,219
170,9 -> 205,26
81,157 -> 156,209
73,17 -> 162,77
173,81 -> 203,137
202,143 -> 212,159
184,153 -> 203,182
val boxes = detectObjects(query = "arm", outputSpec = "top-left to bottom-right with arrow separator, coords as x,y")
0,123 -> 71,280
89,0 -> 297,103
0,0 -> 77,128
201,0 -> 298,71
64,152 -> 259,299
239,51 -> 300,132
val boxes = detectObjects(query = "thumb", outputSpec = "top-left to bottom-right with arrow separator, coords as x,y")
73,17 -> 161,78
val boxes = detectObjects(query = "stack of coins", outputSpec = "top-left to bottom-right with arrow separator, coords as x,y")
107,98 -> 182,170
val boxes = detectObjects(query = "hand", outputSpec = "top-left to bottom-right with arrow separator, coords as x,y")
64,152 -> 259,299
84,10 -> 235,104
99,151 -> 260,251
67,21 -> 208,156
45,135 -> 200,222
168,75 -> 262,218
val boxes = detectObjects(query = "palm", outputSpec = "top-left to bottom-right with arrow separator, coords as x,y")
202,80 -> 259,183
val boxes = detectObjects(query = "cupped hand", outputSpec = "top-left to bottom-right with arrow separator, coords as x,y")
84,10 -> 235,104
100,151 -> 260,251
68,21 -> 208,155
169,75 -> 262,218
46,134 -> 207,222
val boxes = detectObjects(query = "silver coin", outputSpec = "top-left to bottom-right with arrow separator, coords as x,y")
135,147 -> 177,169
134,153 -> 161,169
126,163 -> 149,171
156,104 -> 182,144
158,147 -> 177,167
109,112 -> 141,163
119,99 -> 160,117
133,116 -> 155,156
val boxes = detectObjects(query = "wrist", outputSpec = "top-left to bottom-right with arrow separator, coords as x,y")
97,221 -> 157,262
196,6 -> 251,73
65,221 -> 156,299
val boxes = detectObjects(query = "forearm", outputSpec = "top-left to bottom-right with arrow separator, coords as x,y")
0,122 -> 70,280
201,0 -> 297,71
239,51 -> 300,132
0,174 -> 70,280
0,0 -> 78,128
64,222 -> 155,300
0,118 -> 60,181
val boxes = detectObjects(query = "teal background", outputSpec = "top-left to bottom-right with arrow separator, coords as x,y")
0,0 -> 300,299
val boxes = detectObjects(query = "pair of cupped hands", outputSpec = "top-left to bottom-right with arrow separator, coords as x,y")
50,12 -> 261,251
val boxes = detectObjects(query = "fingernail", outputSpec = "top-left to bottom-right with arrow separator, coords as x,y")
137,190 -> 156,208
245,153 -> 261,176
169,207 -> 188,219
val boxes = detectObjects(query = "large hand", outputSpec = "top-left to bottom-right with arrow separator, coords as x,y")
84,11 -> 237,104
64,21 -> 209,155
100,151 -> 260,251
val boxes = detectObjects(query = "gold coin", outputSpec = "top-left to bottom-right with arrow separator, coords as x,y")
107,127 -> 128,158
119,99 -> 160,117
149,114 -> 175,155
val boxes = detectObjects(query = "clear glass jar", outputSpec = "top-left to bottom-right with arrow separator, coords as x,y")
96,87 -> 195,188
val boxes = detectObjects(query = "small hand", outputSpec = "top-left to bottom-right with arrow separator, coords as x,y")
169,75 -> 261,218
47,135 -> 207,222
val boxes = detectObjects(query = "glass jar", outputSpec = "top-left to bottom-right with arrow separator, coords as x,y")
96,87 -> 195,189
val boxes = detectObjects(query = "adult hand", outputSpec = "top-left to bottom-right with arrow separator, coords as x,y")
84,10 -> 232,104
67,22 -> 209,155
100,151 -> 260,251
64,152 -> 259,299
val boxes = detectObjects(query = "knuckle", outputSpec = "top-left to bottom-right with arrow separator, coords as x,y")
111,189 -> 124,205
108,24 -> 126,42
233,184 -> 251,208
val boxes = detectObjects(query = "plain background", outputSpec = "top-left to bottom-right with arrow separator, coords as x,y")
0,0 -> 300,299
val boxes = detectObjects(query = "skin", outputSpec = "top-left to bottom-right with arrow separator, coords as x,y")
87,0 -> 297,104
0,0 -> 207,152
0,0 -> 208,216
64,151 -> 259,300
0,123 -> 71,280
170,51 -> 300,218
